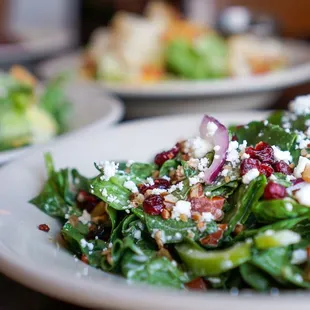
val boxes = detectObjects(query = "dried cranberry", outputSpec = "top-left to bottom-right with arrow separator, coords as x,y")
253,142 -> 274,164
293,178 -> 304,185
154,143 -> 180,166
232,135 -> 238,141
273,160 -> 293,175
143,195 -> 164,215
259,164 -> 274,177
138,178 -> 170,194
77,190 -> 100,213
38,224 -> 50,232
245,146 -> 256,158
264,182 -> 286,200
240,158 -> 261,176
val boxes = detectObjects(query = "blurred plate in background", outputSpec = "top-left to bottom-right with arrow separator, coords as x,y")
0,81 -> 124,165
37,39 -> 310,118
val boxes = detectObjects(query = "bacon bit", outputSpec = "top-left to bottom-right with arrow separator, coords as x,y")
190,197 -> 225,221
307,247 -> 310,259
81,254 -> 89,264
192,212 -> 202,222
161,209 -> 171,220
38,224 -> 50,232
200,224 -> 228,246
189,184 -> 204,198
233,223 -> 244,235
185,278 -> 208,291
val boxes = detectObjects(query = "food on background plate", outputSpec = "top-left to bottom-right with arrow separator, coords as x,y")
0,66 -> 71,152
30,95 -> 310,292
82,1 -> 287,83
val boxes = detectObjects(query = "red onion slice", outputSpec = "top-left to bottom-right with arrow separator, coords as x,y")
199,115 -> 229,183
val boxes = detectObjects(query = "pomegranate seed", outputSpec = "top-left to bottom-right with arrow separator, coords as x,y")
240,158 -> 261,176
259,164 -> 274,177
38,224 -> 50,232
143,195 -> 164,215
273,161 -> 293,175
154,143 -> 180,166
138,178 -> 170,194
264,182 -> 286,200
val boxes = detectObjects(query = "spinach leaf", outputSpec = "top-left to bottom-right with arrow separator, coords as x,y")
181,160 -> 196,178
91,175 -> 131,210
71,169 -> 93,192
29,153 -> 79,219
204,180 -> 239,198
159,159 -> 178,177
252,199 -> 310,223
224,175 -> 267,236
240,263 -> 275,291
130,163 -> 157,180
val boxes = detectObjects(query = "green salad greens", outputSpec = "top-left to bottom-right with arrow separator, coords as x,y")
31,95 -> 310,292
0,69 -> 71,151
165,34 -> 229,80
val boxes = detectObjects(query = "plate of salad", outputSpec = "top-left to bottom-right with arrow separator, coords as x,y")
0,66 -> 124,164
0,99 -> 310,309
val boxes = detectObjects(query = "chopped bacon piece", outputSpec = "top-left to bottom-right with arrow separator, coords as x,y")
81,254 -> 89,264
190,197 -> 225,221
185,278 -> 208,291
200,224 -> 228,246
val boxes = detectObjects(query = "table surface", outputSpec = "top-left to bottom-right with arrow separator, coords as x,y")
1,82 -> 310,309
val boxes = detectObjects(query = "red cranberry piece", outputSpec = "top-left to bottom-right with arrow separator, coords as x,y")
264,182 -> 286,200
154,178 -> 170,189
232,135 -> 238,141
240,158 -> 261,176
143,195 -> 164,215
154,143 -> 180,166
273,160 -> 293,175
293,178 -> 304,185
77,190 -> 100,213
38,224 -> 50,232
259,164 -> 274,177
254,142 -> 274,164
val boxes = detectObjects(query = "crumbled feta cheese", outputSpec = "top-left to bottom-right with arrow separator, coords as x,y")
161,175 -> 171,181
295,183 -> 310,206
78,210 -> 91,225
168,182 -> 184,193
241,152 -> 250,159
99,161 -> 119,181
123,180 -> 138,193
146,177 -> 154,185
190,136 -> 213,158
264,120 -> 269,126
101,188 -> 108,197
226,141 -> 240,167
133,230 -> 141,240
80,239 -> 94,250
272,145 -> 292,163
189,176 -> 200,186
201,212 -> 214,222
242,168 -> 260,184
286,174 -> 296,182
291,249 -> 308,265
107,195 -> 119,203
221,169 -> 229,177
197,157 -> 209,171
205,122 -> 218,137
187,158 -> 199,168
294,156 -> 310,178
151,188 -> 167,195
289,95 -> 310,115
171,200 -> 191,219
175,232 -> 182,240
285,203 -> 293,212
269,174 -> 277,181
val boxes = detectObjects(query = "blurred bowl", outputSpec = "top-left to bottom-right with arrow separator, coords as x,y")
37,39 -> 310,118
0,81 -> 124,164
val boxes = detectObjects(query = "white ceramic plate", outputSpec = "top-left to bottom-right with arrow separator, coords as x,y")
0,28 -> 76,65
0,81 -> 124,165
37,39 -> 310,98
1,111 -> 309,310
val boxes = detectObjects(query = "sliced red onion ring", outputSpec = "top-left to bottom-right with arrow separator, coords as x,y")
199,115 -> 229,183
286,180 -> 306,196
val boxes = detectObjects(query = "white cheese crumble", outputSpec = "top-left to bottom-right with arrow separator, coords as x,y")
123,180 -> 138,193
201,212 -> 215,222
269,174 -> 277,181
291,249 -> 308,265
226,141 -> 240,167
188,136 -> 213,158
294,156 -> 310,178
289,95 -> 310,115
242,168 -> 260,184
151,188 -> 167,195
146,177 -> 155,185
272,145 -> 292,163
171,200 -> 191,219
189,176 -> 201,186
99,161 -> 119,181
295,183 -> 310,206
80,239 -> 94,251
205,122 -> 218,137
133,230 -> 141,240
285,203 -> 293,212
78,210 -> 91,225
101,188 -> 108,197
241,153 -> 250,159
168,181 -> 184,193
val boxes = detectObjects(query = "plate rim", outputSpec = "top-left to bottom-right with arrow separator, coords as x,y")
1,111 -> 310,310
